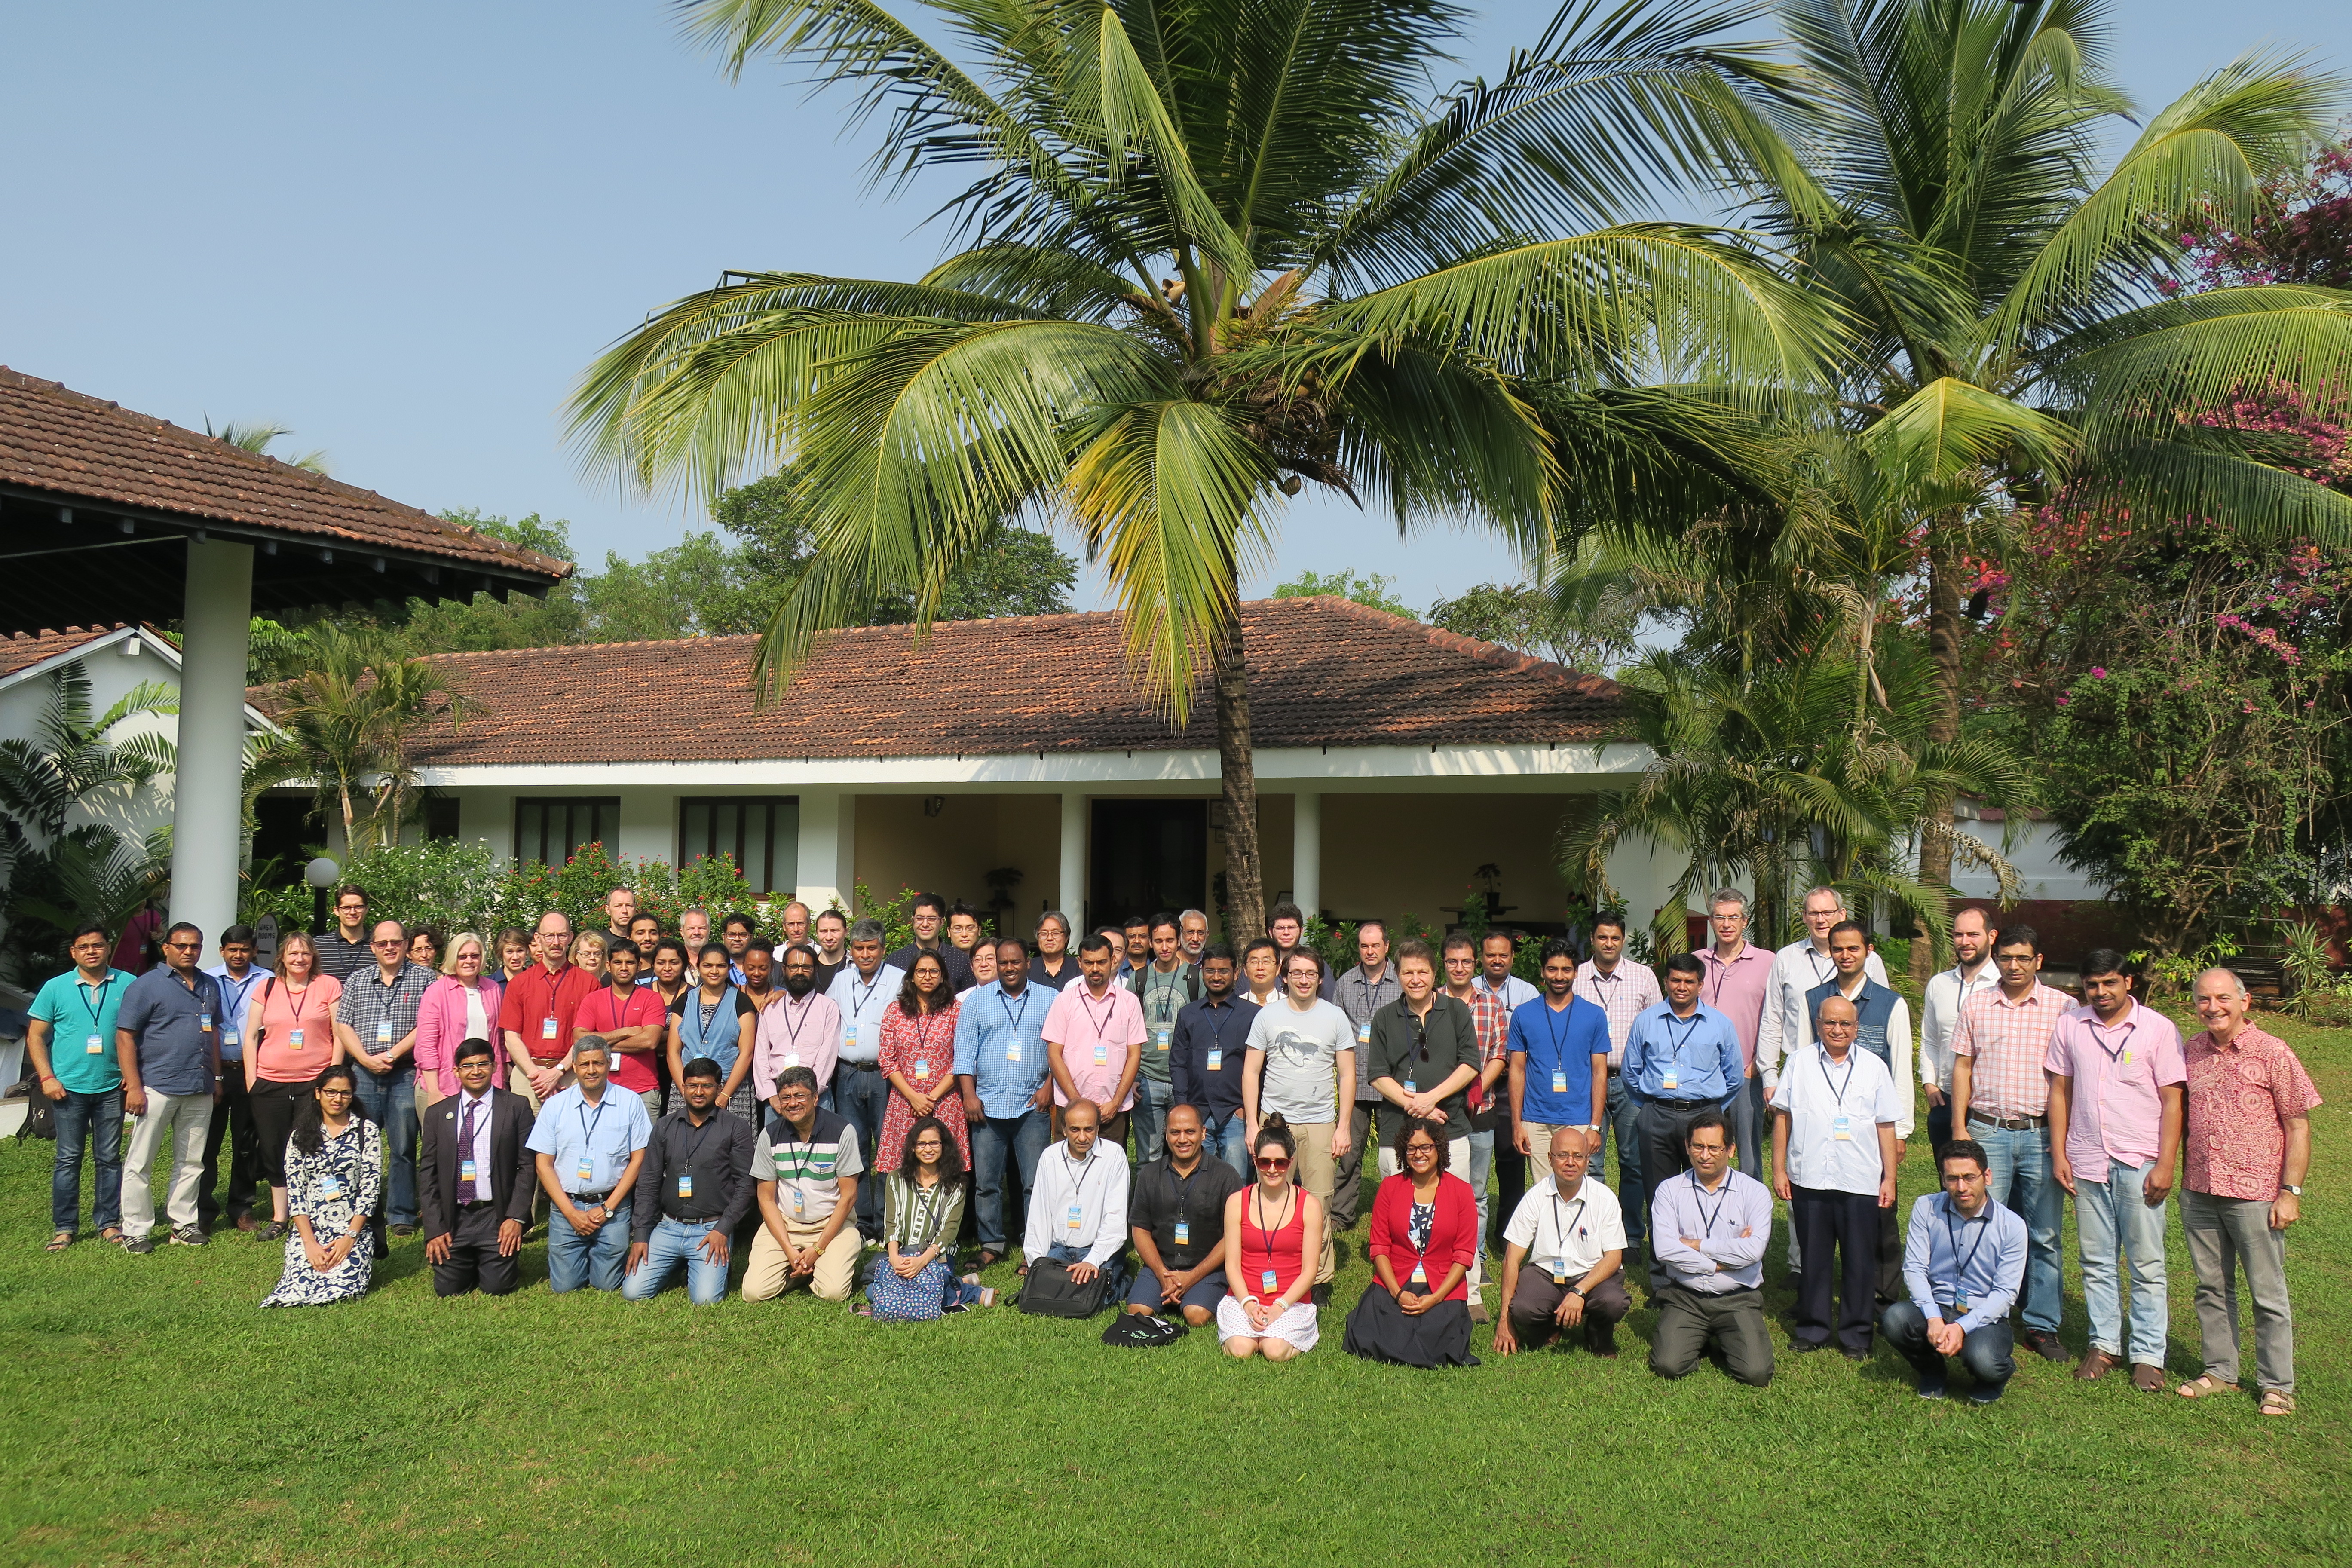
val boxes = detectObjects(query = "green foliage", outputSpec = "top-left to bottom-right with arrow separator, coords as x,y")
849,882 -> 923,953
1427,580 -> 1637,674
2129,934 -> 2245,1003
1272,570 -> 1416,620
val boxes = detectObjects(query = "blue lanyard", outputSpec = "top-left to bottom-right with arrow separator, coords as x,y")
997,987 -> 1032,1036
576,1096 -> 609,1153
1687,1169 -> 1729,1238
79,973 -> 115,1026
1659,1010 -> 1702,1073
1945,1204 -> 1989,1291
2088,1014 -> 2136,1065
1538,1000 -> 1576,1072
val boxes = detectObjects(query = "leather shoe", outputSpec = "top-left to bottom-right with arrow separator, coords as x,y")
2074,1347 -> 2118,1381
2021,1328 -> 2068,1363
2131,1363 -> 2165,1392
1841,1345 -> 1870,1362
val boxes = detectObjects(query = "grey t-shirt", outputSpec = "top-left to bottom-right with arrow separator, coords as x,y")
1246,998 -> 1355,1124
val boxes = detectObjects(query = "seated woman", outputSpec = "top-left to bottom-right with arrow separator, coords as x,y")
1343,1114 -> 1481,1367
261,1064 -> 382,1308
866,1116 -> 991,1321
1216,1115 -> 1323,1361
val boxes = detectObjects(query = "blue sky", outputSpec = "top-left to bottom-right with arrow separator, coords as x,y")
1,1 -> 2341,613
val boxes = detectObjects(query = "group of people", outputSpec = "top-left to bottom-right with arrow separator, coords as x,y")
24,882 -> 2316,1409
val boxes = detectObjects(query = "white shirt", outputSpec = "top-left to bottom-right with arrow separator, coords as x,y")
1023,1142 -> 1132,1267
1776,1044 -> 1902,1197
1502,1173 -> 1626,1279
1919,961 -> 1999,1094
1792,975 -> 1915,1139
1757,937 -> 1889,1083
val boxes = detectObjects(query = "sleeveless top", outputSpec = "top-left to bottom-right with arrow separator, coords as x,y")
678,986 -> 748,1072
1240,1185 -> 1308,1300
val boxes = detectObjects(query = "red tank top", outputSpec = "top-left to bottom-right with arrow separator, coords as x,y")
1240,1186 -> 1307,1299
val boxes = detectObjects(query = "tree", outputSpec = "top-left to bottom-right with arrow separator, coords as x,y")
1429,579 -> 1639,671
265,628 -> 466,853
570,0 -> 1829,939
1273,569 -> 1414,619
204,417 -> 329,475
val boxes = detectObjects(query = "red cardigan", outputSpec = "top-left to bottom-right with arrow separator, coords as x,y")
1366,1170 -> 1479,1301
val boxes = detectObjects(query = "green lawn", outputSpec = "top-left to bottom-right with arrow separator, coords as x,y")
3,1019 -> 2347,1567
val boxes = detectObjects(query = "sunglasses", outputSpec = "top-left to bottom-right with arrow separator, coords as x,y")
1255,1155 -> 1291,1171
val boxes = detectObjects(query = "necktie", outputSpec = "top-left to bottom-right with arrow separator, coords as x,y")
458,1098 -> 484,1202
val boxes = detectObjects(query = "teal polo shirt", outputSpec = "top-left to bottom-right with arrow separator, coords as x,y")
28,967 -> 135,1095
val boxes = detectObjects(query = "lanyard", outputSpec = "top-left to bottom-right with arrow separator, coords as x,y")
1076,986 -> 1117,1046
1062,1150 -> 1098,1227
1658,1010 -> 1702,1073
997,987 -> 1033,1036
849,972 -> 883,1022
1945,1203 -> 1990,1291
1819,1049 -> 1856,1111
575,1096 -> 609,1155
1804,946 -> 1835,985
906,1007 -> 947,1074
1687,1169 -> 1730,1239
777,992 -> 816,1054
1253,1183 -> 1295,1264
1703,950 -> 1743,1009
675,1113 -> 717,1174
1550,1185 -> 1588,1258
78,972 -> 115,1027
1538,999 -> 1577,1074
2087,1013 -> 2136,1065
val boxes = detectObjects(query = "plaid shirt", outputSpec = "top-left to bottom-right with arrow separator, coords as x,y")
1454,986 -> 1512,1112
1574,959 -> 1663,1068
334,960 -> 438,1057
1952,982 -> 2070,1119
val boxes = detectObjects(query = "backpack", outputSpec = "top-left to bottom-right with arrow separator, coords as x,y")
1101,1313 -> 1188,1348
9,1073 -> 56,1142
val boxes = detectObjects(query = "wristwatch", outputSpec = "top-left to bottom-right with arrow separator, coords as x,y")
2283,1185 -> 2304,1197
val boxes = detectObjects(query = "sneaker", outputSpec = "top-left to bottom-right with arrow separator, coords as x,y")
1917,1376 -> 1948,1400
2022,1328 -> 2068,1363
389,1224 -> 419,1238
123,1234 -> 156,1255
171,1225 -> 209,1247
1967,1382 -> 2005,1405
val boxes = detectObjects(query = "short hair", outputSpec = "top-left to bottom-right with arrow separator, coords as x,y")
1801,884 -> 1846,913
744,935 -> 775,956
680,906 -> 709,925
1394,937 -> 1435,968
1063,1096 -> 1102,1126
1663,952 -> 1705,979
814,907 -> 845,929
2079,948 -> 2134,980
1826,919 -> 1867,944
495,925 -> 531,953
781,900 -> 811,920
650,936 -> 689,966
1390,1112 -> 1450,1156
535,909 -> 573,934
570,1034 -> 610,1063
679,1055 -> 723,1083
441,931 -> 488,977
604,939 -> 641,965
1148,912 -> 1180,937
1252,1112 -> 1296,1158
1994,924 -> 2040,955
335,883 -> 370,906
1267,901 -> 1305,928
1539,937 -> 1578,966
775,1064 -> 820,1095
993,936 -> 1029,962
847,918 -> 886,944
1283,949 -> 1321,978
780,941 -> 819,967
1179,909 -> 1208,927
1683,1111 -> 1731,1148
163,920 -> 204,946
911,892 -> 948,918
2195,966 -> 2249,998
1199,941 -> 1236,966
453,1038 -> 495,1066
1078,932 -> 1115,957
1442,932 -> 1476,956
721,912 -> 757,936
1589,910 -> 1627,937
1939,1139 -> 1990,1174
1037,911 -> 1071,940
370,917 -> 408,946
1356,917 -> 1388,943
1124,915 -> 1152,932
1480,930 -> 1514,952
1240,936 -> 1277,962
220,923 -> 257,946
67,919 -> 111,946
628,913 -> 662,933
1708,889 -> 1748,913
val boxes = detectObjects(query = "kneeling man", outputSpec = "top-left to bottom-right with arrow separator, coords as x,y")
1648,1111 -> 1773,1386
1127,1102 -> 1243,1325
1492,1127 -> 1631,1356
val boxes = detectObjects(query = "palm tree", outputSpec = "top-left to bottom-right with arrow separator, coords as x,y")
1713,0 -> 2352,978
266,628 -> 465,854
205,417 -> 330,475
569,0 -> 1834,937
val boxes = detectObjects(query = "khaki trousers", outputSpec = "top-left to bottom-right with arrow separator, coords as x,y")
743,1218 -> 862,1302
1287,1120 -> 1338,1285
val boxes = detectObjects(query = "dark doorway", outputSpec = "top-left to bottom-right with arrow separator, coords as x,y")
250,793 -> 320,880
1090,799 -> 1207,928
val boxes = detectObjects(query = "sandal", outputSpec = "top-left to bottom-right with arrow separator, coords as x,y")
977,1249 -> 1003,1271
97,1226 -> 123,1246
2260,1390 -> 2295,1418
46,1231 -> 73,1252
2176,1374 -> 2233,1399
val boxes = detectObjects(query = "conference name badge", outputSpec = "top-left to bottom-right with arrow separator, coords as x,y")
289,1028 -> 305,1048
677,1172 -> 693,1199
576,1156 -> 596,1184
1006,1041 -> 1021,1063
1093,1041 -> 1109,1066
85,1033 -> 102,1054
1551,1069 -> 1568,1095
913,1058 -> 929,1079
1357,1023 -> 1372,1046
460,1158 -> 478,1183
377,1020 -> 393,1044
1410,1262 -> 1427,1285
1173,1221 -> 1190,1246
843,1026 -> 858,1051
1156,1028 -> 1171,1052
1403,1079 -> 1416,1094
1066,1202 -> 1084,1231
1551,1258 -> 1569,1284
223,1030 -> 239,1048
1951,1294 -> 1970,1314
541,1016 -> 557,1042
199,1012 -> 213,1032
1205,1047 -> 1222,1072
318,1173 -> 347,1200
782,1052 -> 801,1068
1261,1268 -> 1278,1293
1661,1068 -> 1679,1093
1833,1115 -> 1853,1142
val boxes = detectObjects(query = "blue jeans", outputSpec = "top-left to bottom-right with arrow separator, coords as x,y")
2076,1158 -> 2169,1363
1975,1122 -> 2062,1333
1467,1127 -> 1495,1254
622,1214 -> 731,1305
1882,1299 -> 2015,1390
548,1199 -> 633,1292
1130,1076 -> 1174,1164
833,1065 -> 888,1239
1601,1072 -> 1646,1244
349,1065 -> 418,1227
51,1086 -> 124,1234
971,1107 -> 1052,1252
1203,1109 -> 1250,1177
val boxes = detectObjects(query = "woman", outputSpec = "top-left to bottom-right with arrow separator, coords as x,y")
407,925 -> 444,972
876,952 -> 969,1171
738,940 -> 780,1014
1343,1115 -> 1481,1367
569,929 -> 608,981
668,943 -> 760,1122
1217,1116 -> 1323,1360
865,1117 -> 991,1321
648,938 -> 692,1008
246,933 -> 343,1241
261,1064 -> 381,1308
494,927 -> 534,986
413,931 -> 504,1112
1029,912 -> 1076,991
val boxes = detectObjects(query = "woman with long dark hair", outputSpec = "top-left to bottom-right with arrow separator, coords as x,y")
261,1064 -> 381,1308
1343,1114 -> 1482,1366
1217,1115 -> 1323,1360
876,952 -> 968,1172
865,1116 -> 990,1320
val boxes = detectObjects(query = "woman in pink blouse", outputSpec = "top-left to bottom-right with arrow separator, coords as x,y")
245,932 -> 343,1240
413,931 -> 505,1110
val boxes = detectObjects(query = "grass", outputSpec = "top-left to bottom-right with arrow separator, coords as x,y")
2,1016 -> 2348,1567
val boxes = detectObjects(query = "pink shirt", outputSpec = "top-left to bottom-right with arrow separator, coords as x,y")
2184,1023 -> 2322,1201
754,991 -> 843,1098
1953,982 -> 2071,1119
1695,943 -> 1773,1070
251,974 -> 343,1084
1041,982 -> 1146,1112
413,974 -> 506,1096
2044,1000 -> 2185,1182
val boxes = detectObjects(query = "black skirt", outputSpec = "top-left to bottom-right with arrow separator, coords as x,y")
1342,1285 -> 1480,1368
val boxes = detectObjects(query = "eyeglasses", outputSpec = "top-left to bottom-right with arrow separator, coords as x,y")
1255,1155 -> 1291,1171
318,1087 -> 355,1099
371,939 -> 406,949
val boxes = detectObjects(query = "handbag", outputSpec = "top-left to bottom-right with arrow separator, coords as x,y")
8,1073 -> 55,1142
1017,1255 -> 1108,1318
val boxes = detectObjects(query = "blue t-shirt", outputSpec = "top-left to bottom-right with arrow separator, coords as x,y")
1507,995 -> 1610,1127
28,967 -> 135,1095
115,967 -> 223,1098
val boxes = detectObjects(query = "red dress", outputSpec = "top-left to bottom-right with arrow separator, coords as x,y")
876,1000 -> 970,1171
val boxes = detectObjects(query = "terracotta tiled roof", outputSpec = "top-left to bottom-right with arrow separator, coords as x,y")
0,625 -> 121,679
386,597 -> 1624,766
0,368 -> 569,580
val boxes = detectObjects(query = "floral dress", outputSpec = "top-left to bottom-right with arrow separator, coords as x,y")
261,1119 -> 383,1308
866,1172 -> 973,1322
875,1001 -> 969,1171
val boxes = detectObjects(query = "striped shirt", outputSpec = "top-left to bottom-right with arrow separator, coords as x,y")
1573,959 -> 1662,1068
1952,982 -> 2071,1119
752,1111 -> 865,1226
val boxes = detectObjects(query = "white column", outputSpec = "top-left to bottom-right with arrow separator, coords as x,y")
1293,791 -> 1321,918
794,789 -> 856,913
170,540 -> 254,965
1058,789 -> 1086,924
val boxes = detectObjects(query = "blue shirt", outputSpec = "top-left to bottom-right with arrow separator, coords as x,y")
203,962 -> 273,1062
1903,1189 -> 2028,1333
28,967 -> 135,1095
1648,1167 -> 1774,1292
1171,992 -> 1261,1123
1623,1001 -> 1746,1102
952,980 -> 1055,1118
525,1083 -> 653,1196
116,966 -> 223,1098
826,962 -> 906,1068
1506,995 -> 1610,1127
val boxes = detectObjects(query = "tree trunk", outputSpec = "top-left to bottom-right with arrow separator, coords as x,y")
1213,606 -> 1265,941
1913,531 -> 1964,989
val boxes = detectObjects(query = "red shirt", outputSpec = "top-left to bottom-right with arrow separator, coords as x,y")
2184,1022 -> 2321,1201
1366,1170 -> 1480,1302
573,983 -> 670,1093
497,963 -> 602,1063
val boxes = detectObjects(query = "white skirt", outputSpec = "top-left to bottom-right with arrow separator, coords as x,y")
1216,1295 -> 1320,1351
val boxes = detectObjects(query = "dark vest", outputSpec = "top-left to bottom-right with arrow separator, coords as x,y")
1804,977 -> 1901,1070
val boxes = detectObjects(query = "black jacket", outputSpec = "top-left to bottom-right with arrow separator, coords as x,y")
420,1087 -> 537,1239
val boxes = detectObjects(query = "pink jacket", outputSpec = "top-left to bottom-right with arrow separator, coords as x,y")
413,974 -> 507,1096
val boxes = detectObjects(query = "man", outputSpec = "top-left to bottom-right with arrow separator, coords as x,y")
1177,909 -> 1211,965
1477,931 -> 1538,1252
1573,912 -> 1661,1256
526,1035 -> 652,1293
1884,1138 -> 2029,1403
1323,919 -> 1397,1231
1920,906 -> 2000,1152
756,943 -> 843,1115
1127,912 -> 1200,1164
602,885 -> 637,948
953,936 -> 1056,1268
888,893 -> 974,991
2047,949 -> 2185,1389
1239,937 -> 1282,1007
572,939 -> 671,1117
1795,919 -> 1916,1300
1266,903 -> 1320,984
314,884 -> 374,982
1493,1127 -> 1631,1356
679,907 -> 712,956
1029,913 -> 1078,992
1772,993 -> 1901,1357
419,1038 -> 536,1297
113,922 -> 222,1253
26,922 -> 133,1249
2177,968 -> 2318,1415
825,917 -> 903,1241
627,913 -> 663,967
1117,916 -> 1152,982
1444,935 -> 1512,1284
1242,949 -> 1354,1287
1043,933 -> 1146,1149
1623,953 -> 1745,1209
334,917 -> 435,1239
1693,889 -> 1772,1173
1950,923 -> 2071,1361
720,913 -> 758,985
1648,1112 -> 1773,1386
743,1065 -> 865,1302
1170,943 -> 1259,1175
198,923 -> 270,1233
1022,1097 -> 1132,1302
810,908 -> 849,989
1757,885 -> 1890,1097
498,911 -> 600,1112
778,900 -> 812,948
1126,1101 -> 1243,1325
946,902 -> 985,973
623,1055 -> 756,1304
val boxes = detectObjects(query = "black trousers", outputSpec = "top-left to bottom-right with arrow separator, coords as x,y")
1791,1185 -> 1880,1350
1485,1114 -> 1525,1256
432,1202 -> 521,1297
198,1071 -> 261,1227
1638,1099 -> 1710,1199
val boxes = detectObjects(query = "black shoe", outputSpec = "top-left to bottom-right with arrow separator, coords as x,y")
1967,1382 -> 2006,1405
2021,1328 -> 2068,1363
1310,1283 -> 1331,1308
389,1224 -> 419,1238
1790,1338 -> 1829,1354
1917,1376 -> 1948,1400
123,1234 -> 156,1255
171,1225 -> 209,1247
1841,1345 -> 1870,1362
1586,1324 -> 1619,1358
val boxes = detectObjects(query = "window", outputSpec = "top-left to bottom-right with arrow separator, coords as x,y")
514,797 -> 622,866
422,796 -> 461,842
679,796 -> 799,894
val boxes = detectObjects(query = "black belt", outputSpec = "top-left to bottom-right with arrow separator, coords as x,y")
1652,1097 -> 1715,1111
665,1209 -> 723,1225
1967,1109 -> 2048,1131
566,1188 -> 618,1206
